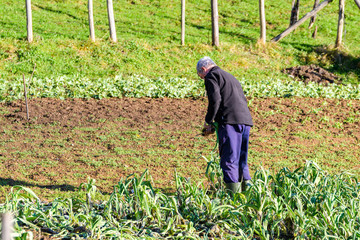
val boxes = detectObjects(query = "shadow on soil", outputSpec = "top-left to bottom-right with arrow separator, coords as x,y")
0,178 -> 77,192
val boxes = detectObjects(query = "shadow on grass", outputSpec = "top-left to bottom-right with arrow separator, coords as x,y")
281,41 -> 360,83
323,50 -> 360,81
34,4 -> 82,21
0,178 -> 77,192
186,22 -> 257,45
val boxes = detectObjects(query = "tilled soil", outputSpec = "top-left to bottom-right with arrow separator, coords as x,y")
1,97 -> 359,199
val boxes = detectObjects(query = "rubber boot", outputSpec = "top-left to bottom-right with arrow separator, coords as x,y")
225,182 -> 241,197
241,180 -> 252,192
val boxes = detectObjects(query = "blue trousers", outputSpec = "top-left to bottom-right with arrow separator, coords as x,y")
218,124 -> 251,183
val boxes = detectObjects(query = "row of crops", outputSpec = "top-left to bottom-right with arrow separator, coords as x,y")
1,74 -> 360,101
1,159 -> 360,239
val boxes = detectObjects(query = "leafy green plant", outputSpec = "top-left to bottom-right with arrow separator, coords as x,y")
1,75 -> 360,103
1,160 -> 360,239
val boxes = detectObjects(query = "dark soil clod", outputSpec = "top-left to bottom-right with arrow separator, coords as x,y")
283,65 -> 340,85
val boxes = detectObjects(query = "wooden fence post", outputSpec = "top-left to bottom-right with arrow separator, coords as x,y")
309,0 -> 320,28
88,0 -> 95,42
290,0 -> 300,26
355,0 -> 360,9
335,0 -> 345,48
259,0 -> 266,44
107,0 -> 117,42
181,0 -> 185,45
312,25 -> 318,38
1,213 -> 13,240
23,74 -> 30,121
26,0 -> 33,42
272,0 -> 333,42
211,0 -> 219,46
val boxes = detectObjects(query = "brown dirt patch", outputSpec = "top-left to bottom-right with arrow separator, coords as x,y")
282,64 -> 340,85
3,98 -> 202,130
1,97 -> 359,200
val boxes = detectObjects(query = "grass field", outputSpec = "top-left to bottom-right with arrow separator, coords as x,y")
1,0 -> 360,83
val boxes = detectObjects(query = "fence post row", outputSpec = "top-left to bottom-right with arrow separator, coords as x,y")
23,0 -> 355,48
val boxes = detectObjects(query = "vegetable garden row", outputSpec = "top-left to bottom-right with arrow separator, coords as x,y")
1,160 -> 359,239
1,75 -> 360,101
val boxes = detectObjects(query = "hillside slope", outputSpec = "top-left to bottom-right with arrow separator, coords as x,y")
0,0 -> 359,84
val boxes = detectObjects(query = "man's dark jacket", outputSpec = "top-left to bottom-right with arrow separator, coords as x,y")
204,66 -> 253,126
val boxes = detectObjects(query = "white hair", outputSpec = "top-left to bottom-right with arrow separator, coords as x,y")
196,56 -> 216,74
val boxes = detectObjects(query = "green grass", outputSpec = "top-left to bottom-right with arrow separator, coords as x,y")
1,0 -> 360,84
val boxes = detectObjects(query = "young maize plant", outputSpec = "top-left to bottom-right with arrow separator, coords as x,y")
1,160 -> 360,239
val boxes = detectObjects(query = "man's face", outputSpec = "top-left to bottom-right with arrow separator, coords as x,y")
197,67 -> 207,79
197,70 -> 205,79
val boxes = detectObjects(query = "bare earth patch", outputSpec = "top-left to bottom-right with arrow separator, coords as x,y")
0,97 -> 359,200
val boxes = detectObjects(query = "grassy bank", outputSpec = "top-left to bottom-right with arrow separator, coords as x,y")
1,0 -> 360,84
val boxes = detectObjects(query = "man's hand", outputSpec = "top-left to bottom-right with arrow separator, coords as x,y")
202,122 -> 215,136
